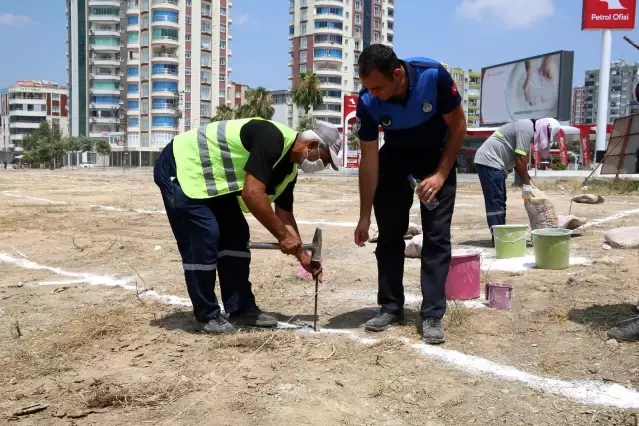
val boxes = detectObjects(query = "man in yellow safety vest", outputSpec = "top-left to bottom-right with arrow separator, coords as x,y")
154,117 -> 342,334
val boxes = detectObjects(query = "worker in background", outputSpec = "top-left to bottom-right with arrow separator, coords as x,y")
353,44 -> 467,345
154,118 -> 342,334
474,118 -> 561,245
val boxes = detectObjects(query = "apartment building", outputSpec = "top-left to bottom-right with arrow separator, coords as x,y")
582,60 -> 639,125
269,89 -> 291,125
0,80 -> 69,163
228,80 -> 248,108
445,66 -> 481,128
66,0 -> 232,166
571,86 -> 585,125
288,0 -> 395,128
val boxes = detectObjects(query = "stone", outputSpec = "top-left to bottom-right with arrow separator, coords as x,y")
404,234 -> 423,259
403,393 -> 416,403
558,215 -> 588,230
368,224 -> 379,243
606,339 -> 619,348
571,194 -> 605,204
605,227 -> 639,249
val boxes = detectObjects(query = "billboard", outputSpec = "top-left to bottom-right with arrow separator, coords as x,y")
582,0 -> 636,30
343,94 -> 359,168
480,51 -> 574,126
600,113 -> 639,175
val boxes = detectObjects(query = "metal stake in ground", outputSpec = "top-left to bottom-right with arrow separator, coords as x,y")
248,227 -> 323,330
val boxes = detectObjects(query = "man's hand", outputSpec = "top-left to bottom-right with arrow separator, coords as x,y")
417,171 -> 446,202
522,184 -> 534,202
354,217 -> 371,247
299,251 -> 323,282
279,225 -> 302,256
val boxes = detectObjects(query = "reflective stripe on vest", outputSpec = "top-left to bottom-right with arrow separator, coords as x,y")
173,118 -> 298,210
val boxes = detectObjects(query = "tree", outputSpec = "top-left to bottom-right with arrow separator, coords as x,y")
211,105 -> 235,122
94,140 -> 112,169
63,136 -> 94,167
241,87 -> 274,120
296,115 -> 317,132
291,72 -> 323,115
21,121 -> 65,168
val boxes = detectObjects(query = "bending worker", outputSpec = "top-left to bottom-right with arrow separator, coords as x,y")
354,44 -> 467,344
154,118 -> 342,334
474,117 -> 560,245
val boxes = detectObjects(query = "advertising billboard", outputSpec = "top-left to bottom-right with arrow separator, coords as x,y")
343,94 -> 359,168
480,51 -> 574,126
582,0 -> 636,30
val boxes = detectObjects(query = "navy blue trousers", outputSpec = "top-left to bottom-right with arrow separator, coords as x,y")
373,145 -> 456,320
476,164 -> 507,244
153,143 -> 256,323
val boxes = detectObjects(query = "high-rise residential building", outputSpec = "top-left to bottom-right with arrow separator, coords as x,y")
66,0 -> 232,166
571,86 -> 585,125
228,80 -> 249,108
582,60 -> 639,125
288,0 -> 395,128
0,80 -> 69,163
445,66 -> 481,128
269,89 -> 292,125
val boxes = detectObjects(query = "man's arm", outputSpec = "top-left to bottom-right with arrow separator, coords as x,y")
355,97 -> 380,222
514,128 -> 532,185
436,64 -> 466,177
242,175 -> 288,241
274,178 -> 300,237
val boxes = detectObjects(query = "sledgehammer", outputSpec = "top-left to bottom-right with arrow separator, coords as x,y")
248,227 -> 323,331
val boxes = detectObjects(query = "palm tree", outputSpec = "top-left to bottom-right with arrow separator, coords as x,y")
291,72 -> 323,115
241,87 -> 274,120
211,105 -> 235,122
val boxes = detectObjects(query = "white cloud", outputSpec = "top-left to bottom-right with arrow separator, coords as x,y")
456,0 -> 555,29
0,13 -> 37,26
235,13 -> 250,26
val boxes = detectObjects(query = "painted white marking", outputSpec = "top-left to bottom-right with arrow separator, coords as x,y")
3,253 -> 639,409
2,193 -> 65,204
481,253 -> 591,273
90,205 -> 167,214
579,208 -> 639,229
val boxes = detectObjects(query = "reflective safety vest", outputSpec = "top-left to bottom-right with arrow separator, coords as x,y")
172,118 -> 298,213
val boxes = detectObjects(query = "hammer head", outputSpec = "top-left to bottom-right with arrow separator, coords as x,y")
310,227 -> 322,263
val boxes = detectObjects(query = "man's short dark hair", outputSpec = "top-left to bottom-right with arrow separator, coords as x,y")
358,44 -> 401,80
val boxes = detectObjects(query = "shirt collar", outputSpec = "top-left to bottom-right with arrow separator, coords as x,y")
403,60 -> 418,88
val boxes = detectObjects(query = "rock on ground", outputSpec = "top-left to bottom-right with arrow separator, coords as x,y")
604,227 -> 639,249
572,194 -> 605,204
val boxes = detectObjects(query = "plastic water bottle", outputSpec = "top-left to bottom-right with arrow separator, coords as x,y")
408,174 -> 439,210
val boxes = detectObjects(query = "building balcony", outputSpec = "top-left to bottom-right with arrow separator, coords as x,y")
91,102 -> 121,109
90,43 -> 121,52
151,71 -> 179,80
128,41 -> 140,49
152,19 -> 179,29
88,14 -> 120,23
322,95 -> 341,102
228,49 -> 232,56
151,36 -> 179,46
8,109 -> 47,117
313,108 -> 341,117
201,44 -> 213,51
91,57 -> 121,67
318,81 -> 341,90
127,91 -> 140,98
127,74 -> 140,82
90,28 -> 121,37
151,124 -> 178,131
314,56 -> 343,65
10,122 -> 44,129
127,1 -> 140,11
152,52 -> 179,63
315,0 -> 347,6
90,116 -> 119,124
92,72 -> 122,80
151,105 -> 178,114
128,57 -> 140,66
151,0 -> 179,10
89,0 -> 120,7
91,88 -> 121,95
151,90 -> 178,98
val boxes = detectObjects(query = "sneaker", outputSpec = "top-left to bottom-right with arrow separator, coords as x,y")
198,316 -> 237,334
421,317 -> 445,345
364,310 -> 405,332
607,316 -> 639,342
229,307 -> 279,328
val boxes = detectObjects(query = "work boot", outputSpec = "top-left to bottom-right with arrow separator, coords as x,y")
229,307 -> 279,328
607,316 -> 639,342
198,316 -> 237,334
421,317 -> 445,345
364,310 -> 404,332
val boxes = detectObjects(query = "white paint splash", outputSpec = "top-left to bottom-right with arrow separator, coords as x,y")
2,192 -> 66,204
481,253 -> 591,273
2,253 -> 639,409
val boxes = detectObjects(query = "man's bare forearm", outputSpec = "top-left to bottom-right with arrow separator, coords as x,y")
515,157 -> 531,185
242,188 -> 288,241
358,146 -> 379,220
275,206 -> 299,237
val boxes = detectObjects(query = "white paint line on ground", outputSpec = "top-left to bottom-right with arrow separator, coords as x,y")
481,253 -> 591,273
90,205 -> 167,214
3,254 -> 639,409
2,192 -> 66,204
579,208 -> 639,229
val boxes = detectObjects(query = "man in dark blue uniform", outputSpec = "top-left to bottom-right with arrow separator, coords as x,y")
353,44 -> 467,344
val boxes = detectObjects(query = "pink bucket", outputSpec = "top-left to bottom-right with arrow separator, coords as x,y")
445,249 -> 481,300
485,282 -> 513,310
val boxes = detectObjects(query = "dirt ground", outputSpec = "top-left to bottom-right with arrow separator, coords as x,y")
0,168 -> 638,426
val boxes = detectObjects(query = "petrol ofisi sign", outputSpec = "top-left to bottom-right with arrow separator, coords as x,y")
582,0 -> 636,30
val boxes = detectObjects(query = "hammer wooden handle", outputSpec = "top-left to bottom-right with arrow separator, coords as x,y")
248,242 -> 313,250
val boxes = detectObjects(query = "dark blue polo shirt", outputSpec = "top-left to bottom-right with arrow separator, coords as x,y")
355,57 -> 462,151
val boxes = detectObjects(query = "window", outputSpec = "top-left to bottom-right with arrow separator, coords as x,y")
201,87 -> 211,100
354,40 -> 360,50
220,24 -> 226,33
202,2 -> 212,16
355,14 -> 360,24
387,34 -> 393,43
128,100 -> 140,109
374,5 -> 381,15
185,50 -> 191,58
355,27 -> 360,37
52,106 -> 60,113
300,64 -> 307,73
318,75 -> 341,85
202,20 -> 212,33
185,34 -> 191,41
301,10 -> 307,20
128,15 -> 139,25
220,7 -> 226,16
220,40 -> 226,49
128,117 -> 140,128
185,67 -> 191,75
201,54 -> 211,67
141,83 -> 149,97
374,18 -> 381,29
52,94 -> 60,101
185,85 -> 191,92
152,64 -> 178,75
201,103 -> 211,117
186,16 -> 191,24
185,101 -> 191,109
201,70 -> 211,82
315,7 -> 343,16
152,10 -> 178,23
374,32 -> 381,42
388,21 -> 394,30
127,83 -> 139,93
152,116 -> 177,127
185,0 -> 191,5
151,81 -> 177,92
289,25 -> 294,35
219,74 -> 225,81
235,91 -> 241,98
314,48 -> 342,58
202,36 -> 211,49
151,28 -> 178,41
300,37 -> 307,49
220,57 -> 226,65
300,51 -> 307,62
314,34 -> 342,44
315,21 -> 343,30
300,23 -> 307,35
355,0 -> 361,10
128,66 -> 139,76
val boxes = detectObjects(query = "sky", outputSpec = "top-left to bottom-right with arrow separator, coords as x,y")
1,0 -> 638,91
